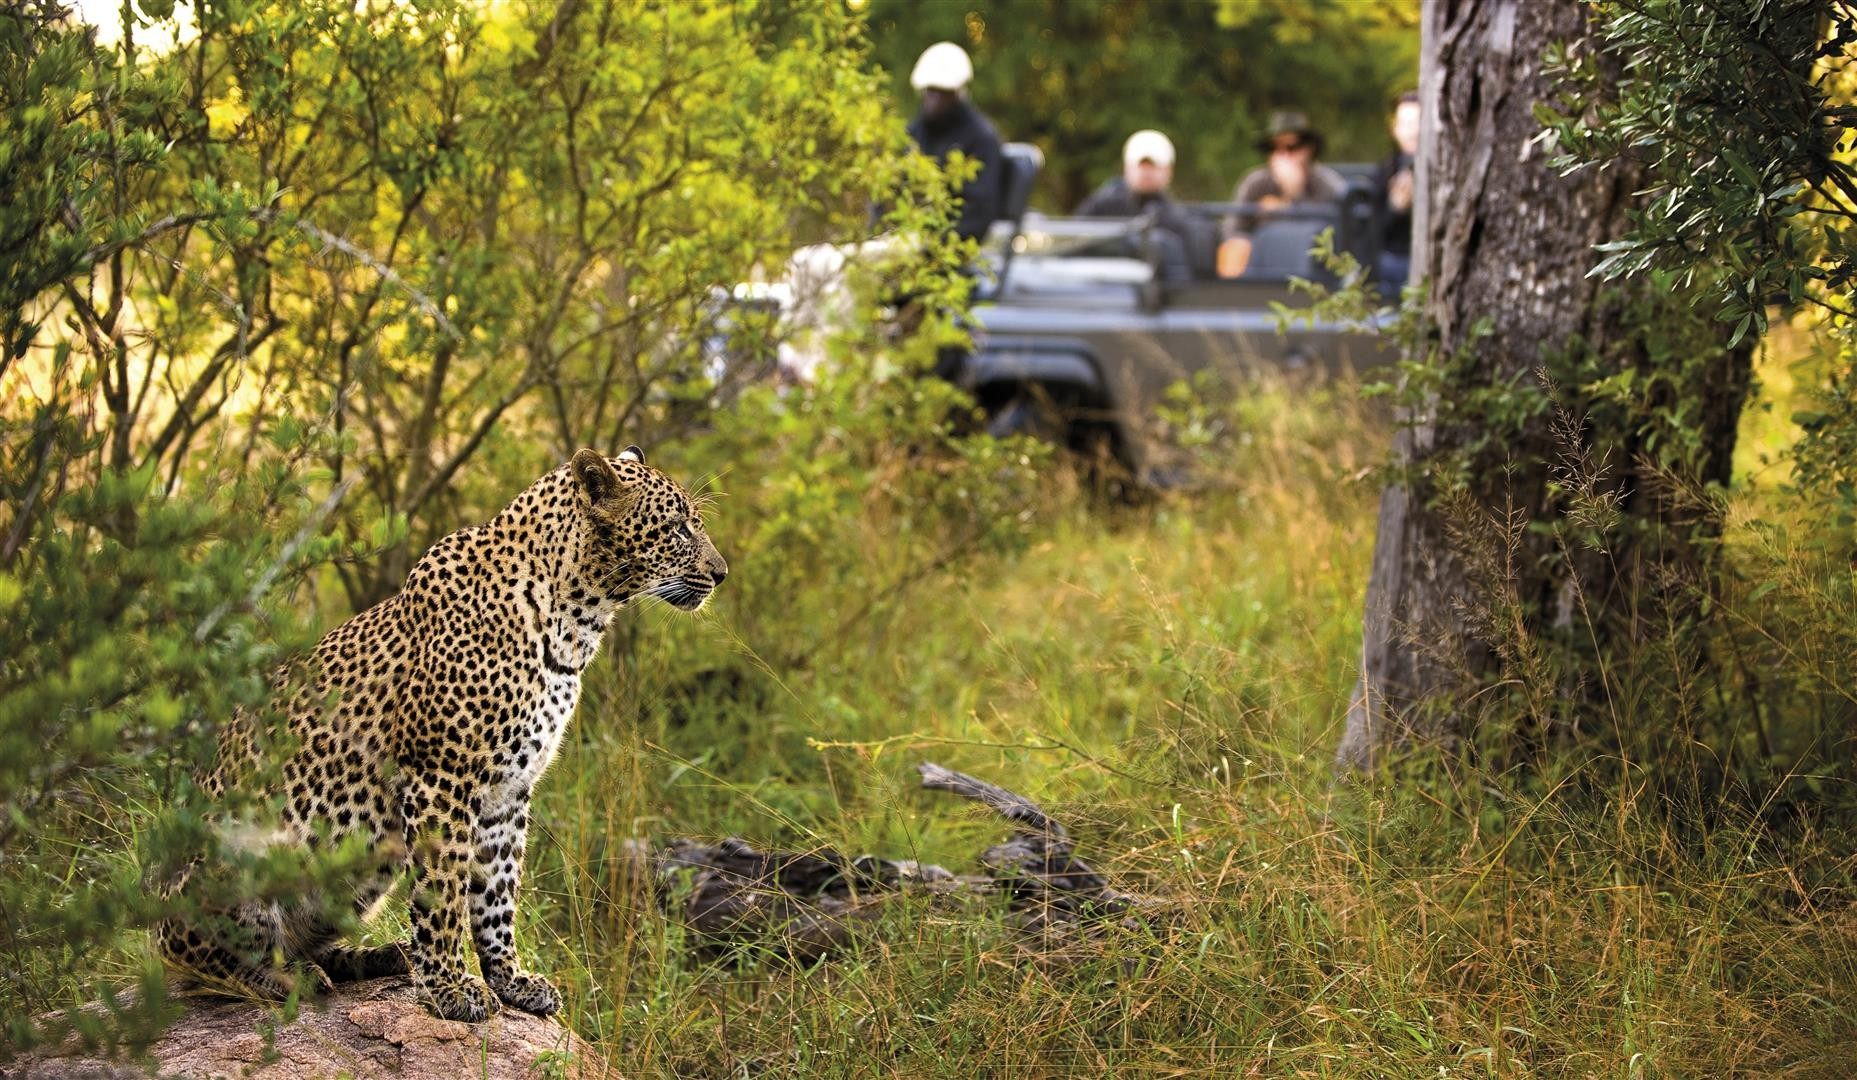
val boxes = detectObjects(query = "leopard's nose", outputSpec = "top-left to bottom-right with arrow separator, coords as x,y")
710,557 -> 728,585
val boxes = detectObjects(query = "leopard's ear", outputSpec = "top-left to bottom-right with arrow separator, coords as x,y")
571,448 -> 624,505
617,445 -> 644,464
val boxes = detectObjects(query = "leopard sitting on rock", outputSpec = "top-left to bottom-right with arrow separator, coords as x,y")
161,447 -> 727,1021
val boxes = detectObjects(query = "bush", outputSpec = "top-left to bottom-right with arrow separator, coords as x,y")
0,0 -> 972,1053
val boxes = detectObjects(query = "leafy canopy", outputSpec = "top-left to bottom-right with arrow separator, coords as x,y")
863,0 -> 1418,209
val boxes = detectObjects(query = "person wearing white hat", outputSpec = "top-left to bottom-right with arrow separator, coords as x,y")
1075,129 -> 1203,280
905,41 -> 1004,243
1078,129 -> 1177,213
910,41 -> 973,94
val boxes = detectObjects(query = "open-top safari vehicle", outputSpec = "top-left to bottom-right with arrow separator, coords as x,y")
713,143 -> 1396,486
958,144 -> 1397,483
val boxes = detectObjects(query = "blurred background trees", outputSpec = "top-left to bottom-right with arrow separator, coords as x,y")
862,0 -> 1419,209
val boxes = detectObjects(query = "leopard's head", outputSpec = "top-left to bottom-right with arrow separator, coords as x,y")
570,446 -> 726,611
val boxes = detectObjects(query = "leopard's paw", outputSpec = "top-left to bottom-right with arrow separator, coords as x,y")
489,970 -> 561,1017
422,973 -> 497,1023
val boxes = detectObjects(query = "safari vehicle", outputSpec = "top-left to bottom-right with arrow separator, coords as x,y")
961,144 -> 1398,483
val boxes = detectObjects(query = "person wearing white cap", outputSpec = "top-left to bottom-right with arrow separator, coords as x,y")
1078,129 -> 1177,215
1075,129 -> 1203,280
905,41 -> 1004,243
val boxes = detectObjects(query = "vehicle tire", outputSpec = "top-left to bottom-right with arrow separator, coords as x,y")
984,392 -> 1068,443
1071,423 -> 1148,506
984,388 -> 1151,505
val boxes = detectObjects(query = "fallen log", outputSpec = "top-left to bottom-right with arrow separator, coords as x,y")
14,764 -> 1144,1076
632,761 -> 1158,960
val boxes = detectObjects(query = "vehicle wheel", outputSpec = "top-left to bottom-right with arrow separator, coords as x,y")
984,393 -> 1068,443
1072,423 -> 1148,506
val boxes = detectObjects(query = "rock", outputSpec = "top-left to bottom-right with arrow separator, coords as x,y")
12,978 -> 612,1080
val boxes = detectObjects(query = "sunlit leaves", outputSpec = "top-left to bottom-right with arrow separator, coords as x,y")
864,0 -> 1418,208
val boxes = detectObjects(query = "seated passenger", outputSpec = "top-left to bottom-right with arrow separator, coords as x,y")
1216,112 -> 1347,278
905,42 -> 1005,245
1074,129 -> 1200,282
1374,91 -> 1421,289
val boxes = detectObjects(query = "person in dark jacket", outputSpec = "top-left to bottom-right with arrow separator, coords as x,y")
905,42 -> 1004,244
1372,91 -> 1421,289
1074,129 -> 1202,281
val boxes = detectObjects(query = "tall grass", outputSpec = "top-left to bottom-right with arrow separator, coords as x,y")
10,366 -> 1852,1076
508,372 -> 1856,1077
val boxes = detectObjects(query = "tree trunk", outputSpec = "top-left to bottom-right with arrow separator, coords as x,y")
1338,0 -> 1752,769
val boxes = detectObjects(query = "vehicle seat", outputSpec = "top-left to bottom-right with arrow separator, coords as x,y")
1179,215 -> 1218,279
1338,184 -> 1379,266
996,143 -> 1045,230
1244,215 -> 1331,279
977,143 -> 1047,299
1330,162 -> 1381,191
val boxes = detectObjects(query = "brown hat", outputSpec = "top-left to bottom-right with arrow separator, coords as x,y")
1258,110 -> 1324,155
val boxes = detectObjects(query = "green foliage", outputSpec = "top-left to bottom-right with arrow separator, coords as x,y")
864,0 -> 1418,208
0,3 -> 174,359
5,0 -> 1854,1073
527,374 -> 1856,1077
1543,0 -> 1857,540
3,0 -> 956,609
0,14 -> 288,1051
0,397 -> 353,1053
0,0 -> 969,1054
1543,0 -> 1852,337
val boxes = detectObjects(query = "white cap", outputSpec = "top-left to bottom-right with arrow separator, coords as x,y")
1123,129 -> 1175,168
910,42 -> 974,91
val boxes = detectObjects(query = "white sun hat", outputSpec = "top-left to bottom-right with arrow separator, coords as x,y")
1123,129 -> 1176,168
910,42 -> 974,91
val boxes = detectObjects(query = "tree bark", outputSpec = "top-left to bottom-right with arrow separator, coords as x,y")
1338,0 -> 1751,769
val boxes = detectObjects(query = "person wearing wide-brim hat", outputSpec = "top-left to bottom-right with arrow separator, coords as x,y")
1216,110 -> 1348,278
1255,111 -> 1328,157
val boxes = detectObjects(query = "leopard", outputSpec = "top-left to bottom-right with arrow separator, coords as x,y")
159,446 -> 727,1022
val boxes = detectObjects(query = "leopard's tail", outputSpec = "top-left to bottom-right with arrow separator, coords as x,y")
154,857 -> 333,1002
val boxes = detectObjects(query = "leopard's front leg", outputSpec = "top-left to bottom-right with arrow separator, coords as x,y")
402,774 -> 496,1022
472,792 -> 560,1016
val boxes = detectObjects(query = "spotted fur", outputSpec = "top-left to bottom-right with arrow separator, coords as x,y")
160,448 -> 726,1021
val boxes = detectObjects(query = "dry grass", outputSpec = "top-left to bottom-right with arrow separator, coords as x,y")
14,362 -> 1848,1076
508,372 -> 1857,1077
